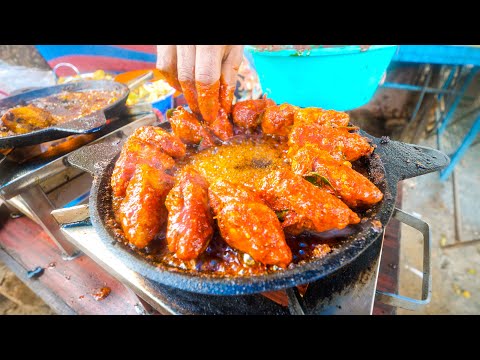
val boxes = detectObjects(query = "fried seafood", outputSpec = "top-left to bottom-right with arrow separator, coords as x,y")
209,180 -> 292,268
261,103 -> 297,137
169,106 -> 216,147
165,168 -> 214,260
259,169 -> 360,234
232,97 -> 275,129
288,122 -> 373,161
1,105 -> 55,134
288,143 -> 383,208
111,136 -> 175,198
118,164 -> 174,249
294,108 -> 350,127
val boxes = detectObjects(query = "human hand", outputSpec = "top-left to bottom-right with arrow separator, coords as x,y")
156,45 -> 244,123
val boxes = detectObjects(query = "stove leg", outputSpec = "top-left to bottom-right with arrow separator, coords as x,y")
7,185 -> 79,257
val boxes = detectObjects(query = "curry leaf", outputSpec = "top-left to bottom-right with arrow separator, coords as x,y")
275,210 -> 289,221
304,172 -> 335,191
166,108 -> 175,120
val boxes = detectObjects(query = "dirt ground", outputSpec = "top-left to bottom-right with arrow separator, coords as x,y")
0,262 -> 54,315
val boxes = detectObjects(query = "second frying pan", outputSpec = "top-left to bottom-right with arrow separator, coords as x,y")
0,80 -> 129,148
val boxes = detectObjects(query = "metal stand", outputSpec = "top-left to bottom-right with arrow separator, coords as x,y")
7,185 -> 79,257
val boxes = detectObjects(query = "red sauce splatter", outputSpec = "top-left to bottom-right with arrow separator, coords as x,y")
92,287 -> 111,301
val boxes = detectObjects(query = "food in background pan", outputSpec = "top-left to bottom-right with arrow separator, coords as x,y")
0,89 -> 121,137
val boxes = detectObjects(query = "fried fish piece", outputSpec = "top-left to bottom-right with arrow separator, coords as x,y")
1,105 -> 55,134
294,108 -> 350,127
209,107 -> 234,141
232,97 -> 275,129
259,169 -> 360,234
209,180 -> 292,268
131,126 -> 186,158
111,137 -> 175,198
169,106 -> 216,147
288,144 -> 383,208
118,164 -> 174,249
288,123 -> 373,161
261,103 -> 298,137
165,168 -> 214,260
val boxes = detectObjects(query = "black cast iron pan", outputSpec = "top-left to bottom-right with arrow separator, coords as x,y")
0,80 -> 129,148
67,125 -> 449,296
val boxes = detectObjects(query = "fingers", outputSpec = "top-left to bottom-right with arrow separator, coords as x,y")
195,46 -> 223,85
220,45 -> 244,113
195,46 -> 223,123
222,45 -> 244,89
177,45 -> 200,114
156,45 -> 182,92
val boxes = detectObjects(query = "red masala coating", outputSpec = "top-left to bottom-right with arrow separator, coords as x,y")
288,144 -> 383,208
261,103 -> 298,136
209,180 -> 292,268
294,108 -> 350,127
179,79 -> 200,115
169,106 -> 216,147
111,137 -> 175,198
288,123 -> 373,161
258,169 -> 360,234
232,98 -> 276,129
165,168 -> 214,260
209,107 -> 234,141
196,80 -> 221,125
118,164 -> 174,249
219,77 -> 235,114
131,126 -> 186,158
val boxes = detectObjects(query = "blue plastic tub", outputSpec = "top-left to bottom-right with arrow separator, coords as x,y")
150,88 -> 175,116
246,45 -> 398,110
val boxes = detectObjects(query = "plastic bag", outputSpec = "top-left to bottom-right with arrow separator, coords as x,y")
0,60 -> 56,98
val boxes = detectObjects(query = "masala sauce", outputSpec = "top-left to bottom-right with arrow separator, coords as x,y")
179,80 -> 200,115
196,80 -> 220,124
108,134 -> 369,277
219,77 -> 235,114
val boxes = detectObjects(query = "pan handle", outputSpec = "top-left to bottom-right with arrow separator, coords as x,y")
375,208 -> 432,311
372,136 -> 450,181
67,134 -> 125,175
51,111 -> 107,134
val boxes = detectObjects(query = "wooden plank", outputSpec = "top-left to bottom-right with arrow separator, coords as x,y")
0,209 -> 139,315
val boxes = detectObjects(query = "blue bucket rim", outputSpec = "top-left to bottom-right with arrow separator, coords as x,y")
245,45 -> 398,57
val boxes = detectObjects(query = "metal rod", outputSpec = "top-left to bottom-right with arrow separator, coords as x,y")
437,66 -> 457,102
410,68 -> 434,124
7,185 -> 79,256
452,170 -> 462,243
286,288 -> 305,315
443,105 -> 480,130
440,113 -> 480,181
382,81 -> 458,94
438,66 -> 479,135
443,238 -> 480,249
